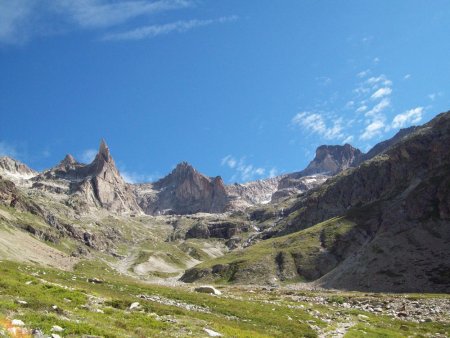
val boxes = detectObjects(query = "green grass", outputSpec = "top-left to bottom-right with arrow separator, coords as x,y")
0,260 -> 319,337
1,260 -> 449,337
188,217 -> 357,284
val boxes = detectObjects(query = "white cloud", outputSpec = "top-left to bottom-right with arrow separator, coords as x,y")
292,112 -> 344,140
366,75 -> 392,88
0,1 -> 36,44
0,0 -> 221,44
221,155 -> 237,169
80,149 -> 97,163
221,155 -> 268,182
371,87 -> 392,100
404,74 -> 411,80
345,100 -> 355,108
356,105 -> 367,113
0,141 -> 18,158
269,168 -> 278,178
360,120 -> 385,140
391,107 -> 424,129
357,69 -> 370,78
56,0 -> 192,29
342,135 -> 354,144
102,15 -> 238,41
365,98 -> 391,118
121,170 -> 159,183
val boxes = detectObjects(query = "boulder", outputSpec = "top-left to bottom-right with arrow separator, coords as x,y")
194,286 -> 222,295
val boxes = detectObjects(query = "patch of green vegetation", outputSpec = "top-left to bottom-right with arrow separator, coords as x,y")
0,260 -> 320,337
192,217 -> 357,284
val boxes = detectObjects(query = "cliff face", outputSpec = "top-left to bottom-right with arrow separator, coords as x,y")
301,144 -> 363,176
135,162 -> 229,215
281,112 -> 450,291
272,144 -> 362,202
32,140 -> 141,214
182,111 -> 450,292
0,157 -> 37,186
225,176 -> 283,209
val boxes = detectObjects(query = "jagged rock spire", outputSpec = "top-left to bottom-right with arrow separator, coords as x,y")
98,139 -> 111,162
59,154 -> 77,167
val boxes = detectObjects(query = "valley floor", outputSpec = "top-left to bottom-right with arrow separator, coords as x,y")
0,260 -> 449,338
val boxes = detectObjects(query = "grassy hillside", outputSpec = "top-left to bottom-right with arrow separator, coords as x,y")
181,216 -> 370,285
1,260 -> 449,337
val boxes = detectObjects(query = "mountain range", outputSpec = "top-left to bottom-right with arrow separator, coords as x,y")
1,111 -> 449,293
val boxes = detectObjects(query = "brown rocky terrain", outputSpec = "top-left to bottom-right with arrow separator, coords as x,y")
0,157 -> 37,186
181,111 -> 450,292
32,140 -> 141,214
134,162 -> 229,215
1,112 -> 449,295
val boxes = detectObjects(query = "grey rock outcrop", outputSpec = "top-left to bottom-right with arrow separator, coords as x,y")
32,140 -> 141,214
0,156 -> 37,186
272,144 -> 363,202
182,111 -> 450,292
135,162 -> 229,215
225,177 -> 283,209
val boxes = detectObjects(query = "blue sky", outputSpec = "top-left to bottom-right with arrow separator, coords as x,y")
0,0 -> 449,183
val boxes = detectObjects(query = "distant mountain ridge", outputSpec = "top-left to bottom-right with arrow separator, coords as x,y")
0,125 -> 420,216
181,111 -> 450,292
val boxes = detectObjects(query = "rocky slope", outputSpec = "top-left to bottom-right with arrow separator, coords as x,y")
0,156 -> 37,186
181,111 -> 450,292
271,144 -> 362,202
32,140 -> 141,214
135,162 -> 229,215
225,176 -> 283,208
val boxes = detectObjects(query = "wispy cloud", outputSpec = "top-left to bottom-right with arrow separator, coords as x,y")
360,120 -> 385,140
102,15 -> 238,41
355,73 -> 394,140
391,107 -> 424,129
56,0 -> 192,29
0,0 -> 236,44
370,87 -> 392,100
221,155 -> 273,182
80,149 -> 97,163
121,170 -> 160,183
428,92 -> 443,101
221,155 -> 237,168
292,112 -> 345,140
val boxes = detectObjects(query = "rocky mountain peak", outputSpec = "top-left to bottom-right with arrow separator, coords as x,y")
97,139 -> 111,162
137,162 -> 229,215
173,161 -> 196,176
307,143 -> 363,175
0,156 -> 37,186
58,154 -> 77,168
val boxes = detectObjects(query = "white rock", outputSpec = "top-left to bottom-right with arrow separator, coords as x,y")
17,300 -> 28,305
51,334 -> 61,338
203,328 -> 222,337
194,286 -> 222,295
129,302 -> 140,310
52,305 -> 58,310
51,325 -> 64,332
25,281 -> 33,285
11,319 -> 25,327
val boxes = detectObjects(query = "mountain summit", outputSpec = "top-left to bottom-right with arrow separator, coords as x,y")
135,161 -> 229,215
32,139 -> 141,214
